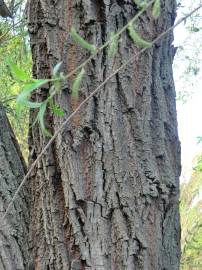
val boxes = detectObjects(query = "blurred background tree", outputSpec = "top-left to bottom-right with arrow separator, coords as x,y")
0,0 -> 32,157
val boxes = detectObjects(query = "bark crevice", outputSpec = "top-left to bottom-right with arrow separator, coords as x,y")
26,0 -> 181,269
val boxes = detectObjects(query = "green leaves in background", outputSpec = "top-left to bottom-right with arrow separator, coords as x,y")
8,61 -> 30,82
8,62 -> 53,136
8,60 -> 69,137
197,136 -> 202,144
181,155 -> 202,269
0,13 -> 33,158
70,27 -> 97,53
128,23 -> 152,48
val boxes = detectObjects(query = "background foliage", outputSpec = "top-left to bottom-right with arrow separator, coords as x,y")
174,0 -> 202,103
181,155 -> 202,269
0,0 -> 31,157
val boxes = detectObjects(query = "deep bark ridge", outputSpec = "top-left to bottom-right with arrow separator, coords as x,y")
26,0 -> 181,269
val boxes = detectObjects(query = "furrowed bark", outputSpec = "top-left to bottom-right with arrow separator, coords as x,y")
0,105 -> 30,269
27,0 -> 181,269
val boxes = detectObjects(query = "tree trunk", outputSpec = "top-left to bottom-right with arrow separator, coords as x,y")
0,105 -> 30,269
27,0 -> 181,269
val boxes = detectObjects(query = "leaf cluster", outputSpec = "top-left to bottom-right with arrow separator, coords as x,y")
181,154 -> 202,269
11,0 -> 160,136
0,9 -> 31,157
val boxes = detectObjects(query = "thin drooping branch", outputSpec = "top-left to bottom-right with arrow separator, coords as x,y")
1,3 -> 202,222
61,0 -> 154,82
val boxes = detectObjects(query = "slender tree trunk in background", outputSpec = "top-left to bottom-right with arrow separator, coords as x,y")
0,105 -> 30,269
26,0 -> 181,269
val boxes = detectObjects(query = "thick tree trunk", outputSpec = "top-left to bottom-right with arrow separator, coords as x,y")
27,0 -> 181,269
0,105 -> 30,269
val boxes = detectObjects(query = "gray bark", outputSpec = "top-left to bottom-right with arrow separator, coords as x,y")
27,0 -> 181,269
0,105 -> 30,269
0,0 -> 12,18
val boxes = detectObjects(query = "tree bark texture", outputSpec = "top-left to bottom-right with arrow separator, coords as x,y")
27,0 -> 181,269
0,105 -> 30,269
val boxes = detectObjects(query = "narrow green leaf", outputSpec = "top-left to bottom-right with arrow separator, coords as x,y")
128,23 -> 152,48
72,68 -> 85,99
52,62 -> 63,76
23,79 -> 50,92
38,102 -> 47,131
53,107 -> 65,117
8,62 -> 30,82
43,128 -> 52,137
24,101 -> 42,109
70,27 -> 97,53
152,0 -> 161,19
133,0 -> 147,8
108,32 -> 119,58
38,102 -> 52,137
50,102 -> 65,117
16,102 -> 24,119
53,79 -> 61,92
59,72 -> 66,81
16,79 -> 50,118
16,79 -> 50,105
18,79 -> 50,102
16,100 -> 41,118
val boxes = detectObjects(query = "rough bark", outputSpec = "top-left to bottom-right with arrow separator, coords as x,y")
27,0 -> 181,269
0,105 -> 30,269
